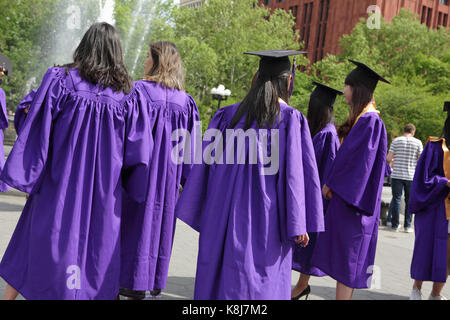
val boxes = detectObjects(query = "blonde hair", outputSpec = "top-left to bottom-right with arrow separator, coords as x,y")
144,41 -> 185,91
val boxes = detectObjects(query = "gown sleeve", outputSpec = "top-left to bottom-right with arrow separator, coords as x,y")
0,67 -> 65,194
409,141 -> 449,214
175,107 -> 226,232
0,88 -> 8,130
180,94 -> 200,187
14,90 -> 37,135
122,86 -> 152,203
313,129 -> 339,186
285,111 -> 324,238
325,114 -> 387,216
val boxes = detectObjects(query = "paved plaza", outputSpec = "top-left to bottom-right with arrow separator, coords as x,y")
0,187 -> 448,300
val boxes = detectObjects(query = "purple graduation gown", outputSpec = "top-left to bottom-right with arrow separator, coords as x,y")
0,87 -> 10,192
14,90 -> 37,135
293,123 -> 339,277
120,81 -> 200,291
0,67 -> 151,300
175,103 -> 324,300
311,113 -> 387,289
409,140 -> 449,283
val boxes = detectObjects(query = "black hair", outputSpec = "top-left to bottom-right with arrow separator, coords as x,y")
307,96 -> 335,138
230,71 -> 290,130
443,117 -> 450,149
63,22 -> 132,94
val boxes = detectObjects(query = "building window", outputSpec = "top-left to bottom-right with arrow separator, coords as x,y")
443,14 -> 448,26
426,7 -> 432,27
421,6 -> 427,24
300,2 -> 314,51
439,0 -> 448,5
289,6 -> 298,24
314,0 -> 329,62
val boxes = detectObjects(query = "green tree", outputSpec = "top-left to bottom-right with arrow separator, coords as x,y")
171,0 -> 303,104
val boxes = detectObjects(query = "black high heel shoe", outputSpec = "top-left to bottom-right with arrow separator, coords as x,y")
291,285 -> 311,300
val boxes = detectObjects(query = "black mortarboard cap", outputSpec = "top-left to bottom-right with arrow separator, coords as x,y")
310,81 -> 343,108
444,101 -> 450,113
0,52 -> 12,76
346,59 -> 390,93
245,50 -> 306,78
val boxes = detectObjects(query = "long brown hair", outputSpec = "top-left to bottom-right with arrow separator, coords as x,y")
337,75 -> 373,140
144,41 -> 185,91
63,23 -> 132,94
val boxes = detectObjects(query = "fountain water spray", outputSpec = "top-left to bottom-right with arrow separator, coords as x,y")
97,0 -> 116,25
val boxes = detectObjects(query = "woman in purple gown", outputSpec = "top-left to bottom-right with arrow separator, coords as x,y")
311,60 -> 389,300
291,82 -> 342,300
174,50 -> 324,300
0,23 -> 150,300
0,69 -> 11,192
119,41 -> 199,300
409,101 -> 450,300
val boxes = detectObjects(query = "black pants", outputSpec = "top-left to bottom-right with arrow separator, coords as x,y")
119,287 -> 162,300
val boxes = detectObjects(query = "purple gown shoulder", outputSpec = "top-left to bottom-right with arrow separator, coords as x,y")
325,113 -> 387,216
409,140 -> 449,214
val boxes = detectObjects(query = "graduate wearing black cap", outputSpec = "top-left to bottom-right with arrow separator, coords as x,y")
291,82 -> 343,300
408,101 -> 450,300
175,50 -> 326,299
311,60 -> 389,299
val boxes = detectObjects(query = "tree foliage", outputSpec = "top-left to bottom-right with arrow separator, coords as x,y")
311,9 -> 449,144
0,3 -> 448,145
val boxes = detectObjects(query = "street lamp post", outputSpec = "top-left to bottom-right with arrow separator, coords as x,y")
211,85 -> 231,113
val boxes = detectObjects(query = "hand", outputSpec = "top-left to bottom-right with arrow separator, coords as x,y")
322,185 -> 333,200
24,106 -> 30,114
296,233 -> 309,247
446,180 -> 450,188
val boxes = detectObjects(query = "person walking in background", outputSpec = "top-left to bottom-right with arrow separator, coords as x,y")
291,81 -> 342,300
408,102 -> 450,300
386,124 -> 423,233
119,41 -> 200,300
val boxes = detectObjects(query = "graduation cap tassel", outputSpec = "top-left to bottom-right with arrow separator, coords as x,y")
289,57 -> 296,99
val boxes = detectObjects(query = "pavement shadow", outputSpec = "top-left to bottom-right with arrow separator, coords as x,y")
0,201 -> 24,213
159,276 -> 195,300
295,285 -> 408,301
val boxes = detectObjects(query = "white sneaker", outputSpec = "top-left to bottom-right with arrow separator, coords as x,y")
410,288 -> 422,300
404,227 -> 413,233
386,221 -> 392,228
428,295 -> 448,300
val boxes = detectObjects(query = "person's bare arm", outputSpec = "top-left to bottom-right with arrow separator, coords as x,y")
387,151 -> 394,164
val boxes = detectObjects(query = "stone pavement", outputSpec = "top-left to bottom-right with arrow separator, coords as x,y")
0,188 -> 449,300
